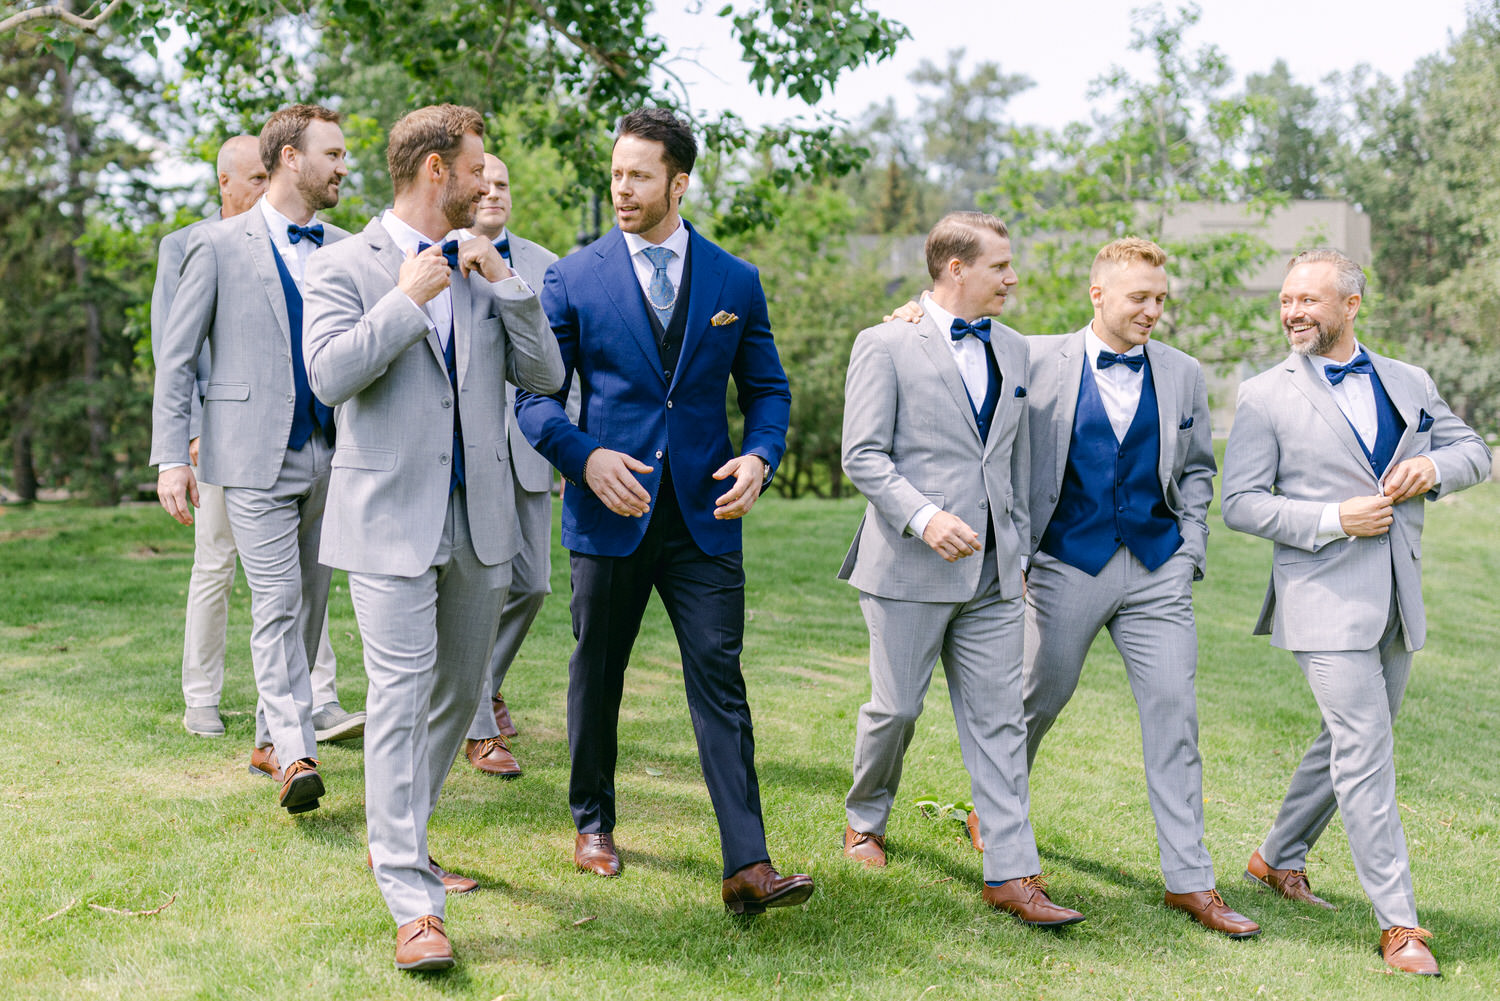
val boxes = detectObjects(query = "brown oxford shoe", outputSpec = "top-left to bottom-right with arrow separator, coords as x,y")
1379,925 -> 1440,976
574,832 -> 621,877
395,914 -> 455,971
248,745 -> 283,783
1164,889 -> 1261,938
278,757 -> 323,814
981,875 -> 1085,927
1244,850 -> 1335,909
842,826 -> 887,867
491,693 -> 518,737
364,852 -> 479,894
722,861 -> 815,915
965,810 -> 984,852
465,736 -> 521,778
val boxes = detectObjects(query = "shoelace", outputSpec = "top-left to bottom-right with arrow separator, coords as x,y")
403,914 -> 443,942
1386,926 -> 1433,948
1204,889 -> 1227,907
1019,874 -> 1050,894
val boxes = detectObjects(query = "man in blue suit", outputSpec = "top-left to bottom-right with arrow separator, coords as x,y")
516,107 -> 812,915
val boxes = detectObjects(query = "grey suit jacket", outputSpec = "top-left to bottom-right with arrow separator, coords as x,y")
149,201 -> 349,486
1026,327 -> 1216,577
303,216 -> 564,578
150,214 -> 218,442
838,315 -> 1031,603
502,231 -> 560,494
1221,350 -> 1490,652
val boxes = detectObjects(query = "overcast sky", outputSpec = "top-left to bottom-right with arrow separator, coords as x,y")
650,0 -> 1475,131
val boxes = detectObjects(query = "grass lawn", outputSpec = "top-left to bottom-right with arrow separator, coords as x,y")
1,484 -> 1498,1000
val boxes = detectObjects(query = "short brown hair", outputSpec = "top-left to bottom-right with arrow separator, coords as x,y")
925,212 -> 1010,282
1286,248 -> 1366,299
259,104 -> 341,175
1089,237 -> 1168,285
387,104 -> 485,195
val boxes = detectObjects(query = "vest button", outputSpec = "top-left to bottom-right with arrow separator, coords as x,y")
655,450 -> 664,459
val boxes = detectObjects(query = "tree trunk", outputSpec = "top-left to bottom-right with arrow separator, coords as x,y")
11,418 -> 38,503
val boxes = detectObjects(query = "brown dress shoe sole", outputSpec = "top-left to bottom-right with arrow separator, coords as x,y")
724,879 -> 815,916
280,770 -> 324,814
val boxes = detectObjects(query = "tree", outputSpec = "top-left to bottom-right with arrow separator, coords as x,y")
986,3 -> 1280,361
0,25 -> 168,502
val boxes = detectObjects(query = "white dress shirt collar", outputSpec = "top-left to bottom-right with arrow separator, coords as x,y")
623,220 -> 689,298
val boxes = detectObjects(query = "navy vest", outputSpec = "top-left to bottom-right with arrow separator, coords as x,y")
1039,357 -> 1181,575
968,341 -> 1002,443
269,244 -> 333,450
1350,367 -> 1406,477
442,318 -> 465,493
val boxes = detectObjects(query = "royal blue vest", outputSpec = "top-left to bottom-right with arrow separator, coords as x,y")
1352,367 -> 1405,477
269,245 -> 333,451
442,319 -> 465,493
1039,358 -> 1181,575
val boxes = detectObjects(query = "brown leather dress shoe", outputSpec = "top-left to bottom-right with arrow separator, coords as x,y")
965,810 -> 984,852
491,693 -> 518,737
574,832 -> 621,876
722,861 -> 815,915
364,852 -> 479,894
1164,889 -> 1261,938
278,757 -> 323,814
465,736 -> 521,778
1379,925 -> 1440,976
842,826 -> 887,867
395,914 -> 455,971
1244,850 -> 1335,909
981,875 -> 1085,927
248,745 -> 283,783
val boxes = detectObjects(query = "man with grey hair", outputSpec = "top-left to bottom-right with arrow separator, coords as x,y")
152,135 -> 358,742
1223,248 -> 1490,976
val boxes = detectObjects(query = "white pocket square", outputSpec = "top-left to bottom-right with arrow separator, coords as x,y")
710,310 -> 739,327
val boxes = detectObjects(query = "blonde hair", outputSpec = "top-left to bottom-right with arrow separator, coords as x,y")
1089,237 -> 1168,285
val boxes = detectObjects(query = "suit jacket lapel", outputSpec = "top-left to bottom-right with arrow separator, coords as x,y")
452,272 -> 474,389
1149,343 -> 1180,488
364,218 -> 446,370
593,230 -> 665,385
1053,330 -> 1086,487
1288,354 -> 1372,474
244,212 -> 293,346
671,224 -> 727,393
917,316 -> 981,441
1371,351 -> 1422,470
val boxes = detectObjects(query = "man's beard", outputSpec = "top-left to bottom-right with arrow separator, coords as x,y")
296,169 -> 339,212
1288,317 -> 1343,356
441,172 -> 477,230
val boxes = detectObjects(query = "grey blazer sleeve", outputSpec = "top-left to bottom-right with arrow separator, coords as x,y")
841,328 -> 931,534
150,228 -> 218,468
1221,378 -> 1325,550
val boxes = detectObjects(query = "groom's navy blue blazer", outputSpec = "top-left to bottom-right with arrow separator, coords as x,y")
516,221 -> 790,557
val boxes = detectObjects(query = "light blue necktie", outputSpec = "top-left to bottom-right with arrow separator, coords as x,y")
641,245 -> 676,329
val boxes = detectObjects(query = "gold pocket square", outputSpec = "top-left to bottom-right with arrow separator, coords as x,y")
710,310 -> 739,327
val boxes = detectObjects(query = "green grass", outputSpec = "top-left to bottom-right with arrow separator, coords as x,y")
2,486 -> 1498,999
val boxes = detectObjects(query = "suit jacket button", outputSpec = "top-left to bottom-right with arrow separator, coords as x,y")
666,400 -> 673,409
442,398 -> 452,408
979,500 -> 988,509
439,455 -> 449,465
1378,537 -> 1387,545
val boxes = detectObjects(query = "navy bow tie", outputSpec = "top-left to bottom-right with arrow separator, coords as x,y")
494,237 -> 510,261
1097,350 -> 1145,372
287,223 -> 324,247
950,317 -> 991,343
417,240 -> 461,269
1324,350 -> 1373,386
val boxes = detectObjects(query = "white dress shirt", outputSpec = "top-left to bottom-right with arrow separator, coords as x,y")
260,197 -> 319,289
1083,325 -> 1148,443
623,220 -> 688,305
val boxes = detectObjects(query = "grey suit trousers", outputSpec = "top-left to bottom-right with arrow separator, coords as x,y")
354,489 -> 510,926
1023,547 -> 1215,893
221,439 -> 333,763
466,479 -> 551,741
847,546 -> 1040,883
1260,597 -> 1418,929
182,474 -> 338,711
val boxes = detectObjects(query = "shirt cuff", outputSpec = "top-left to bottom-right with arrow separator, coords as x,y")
1314,502 -> 1348,549
908,503 -> 939,539
490,274 -> 534,299
159,461 -> 188,471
